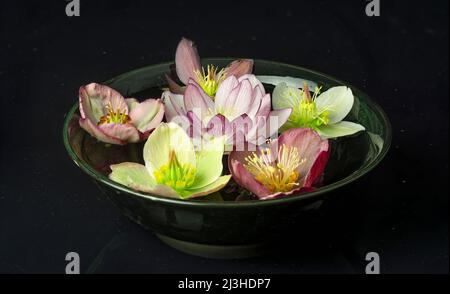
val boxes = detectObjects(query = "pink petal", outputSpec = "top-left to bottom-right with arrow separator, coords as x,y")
245,86 -> 264,118
205,114 -> 231,138
175,38 -> 201,85
85,83 -> 128,113
225,59 -> 254,78
215,75 -> 239,110
259,186 -> 315,200
186,110 -> 204,140
79,118 -> 125,145
79,85 -> 98,121
238,74 -> 265,94
228,156 -> 271,199
125,98 -> 139,110
129,99 -> 165,134
255,93 -> 271,118
233,79 -> 253,113
277,128 -> 330,187
98,123 -> 140,143
184,81 -> 214,116
161,90 -> 186,122
165,74 -> 185,95
230,114 -> 253,150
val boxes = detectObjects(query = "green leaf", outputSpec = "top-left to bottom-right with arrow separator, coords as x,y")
315,86 -> 354,124
316,121 -> 365,139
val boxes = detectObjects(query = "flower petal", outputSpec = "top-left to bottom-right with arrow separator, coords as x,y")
143,122 -> 196,176
165,74 -> 185,94
79,118 -> 125,145
315,86 -> 354,124
129,99 -> 165,133
86,83 -> 127,113
228,156 -> 271,199
162,90 -> 186,122
266,108 -> 292,138
185,110 -> 203,140
175,38 -> 201,85
255,93 -> 271,118
190,136 -> 225,189
316,121 -> 365,139
184,82 -> 214,117
215,75 -> 239,111
259,186 -> 315,200
125,98 -> 139,111
238,74 -> 265,94
109,162 -> 181,198
256,75 -> 318,91
225,59 -> 254,78
98,123 -> 141,143
79,85 -> 104,122
205,114 -> 231,138
183,175 -> 231,199
277,128 -> 329,187
272,82 -> 302,110
109,162 -> 156,192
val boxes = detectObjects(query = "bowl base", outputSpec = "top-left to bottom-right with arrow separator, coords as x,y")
156,234 -> 267,259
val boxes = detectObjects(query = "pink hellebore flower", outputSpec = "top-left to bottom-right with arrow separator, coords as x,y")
79,83 -> 164,145
163,74 -> 292,151
166,37 -> 254,96
228,128 -> 330,200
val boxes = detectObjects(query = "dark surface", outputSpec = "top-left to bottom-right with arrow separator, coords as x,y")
0,0 -> 448,273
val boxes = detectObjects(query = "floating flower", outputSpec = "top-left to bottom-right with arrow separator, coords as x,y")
79,83 -> 164,145
228,128 -> 330,200
163,74 -> 292,151
272,82 -> 365,139
109,122 -> 231,199
166,38 -> 254,97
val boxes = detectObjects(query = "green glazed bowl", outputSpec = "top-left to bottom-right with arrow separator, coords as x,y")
63,59 -> 391,258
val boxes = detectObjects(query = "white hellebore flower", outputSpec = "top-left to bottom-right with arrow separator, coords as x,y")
272,82 -> 365,139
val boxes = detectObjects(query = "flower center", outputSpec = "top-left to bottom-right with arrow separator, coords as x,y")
98,103 -> 131,125
244,144 -> 305,193
153,150 -> 196,191
289,85 -> 329,130
194,64 -> 226,97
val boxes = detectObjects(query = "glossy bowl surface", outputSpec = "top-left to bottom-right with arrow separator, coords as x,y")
63,59 -> 391,257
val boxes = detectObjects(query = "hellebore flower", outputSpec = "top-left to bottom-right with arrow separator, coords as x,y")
166,37 -> 254,97
79,83 -> 165,145
272,82 -> 365,139
109,122 -> 231,199
163,74 -> 292,151
228,128 -> 330,200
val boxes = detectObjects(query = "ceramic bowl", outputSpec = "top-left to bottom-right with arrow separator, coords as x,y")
63,59 -> 391,258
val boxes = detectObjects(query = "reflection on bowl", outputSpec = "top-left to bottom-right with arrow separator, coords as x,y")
63,59 -> 391,258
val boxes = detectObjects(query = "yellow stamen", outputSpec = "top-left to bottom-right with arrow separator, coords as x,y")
194,64 -> 226,97
244,145 -> 305,193
153,150 -> 196,191
97,102 -> 131,125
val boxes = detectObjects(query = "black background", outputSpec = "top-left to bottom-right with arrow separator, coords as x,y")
0,0 -> 448,274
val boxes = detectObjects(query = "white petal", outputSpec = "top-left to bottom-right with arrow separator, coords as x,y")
315,86 -> 354,124
143,122 -> 196,175
272,82 -> 302,110
256,75 -> 317,91
316,121 -> 365,139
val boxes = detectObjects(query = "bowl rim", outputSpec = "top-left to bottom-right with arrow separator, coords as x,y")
62,58 -> 392,208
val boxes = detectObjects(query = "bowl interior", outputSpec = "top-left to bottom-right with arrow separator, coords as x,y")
63,58 -> 391,205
